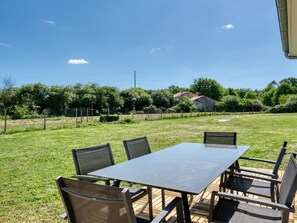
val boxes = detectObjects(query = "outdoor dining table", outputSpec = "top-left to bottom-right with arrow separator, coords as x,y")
89,142 -> 250,223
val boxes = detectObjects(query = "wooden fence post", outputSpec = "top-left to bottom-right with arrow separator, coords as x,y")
4,108 -> 7,133
87,108 -> 89,122
43,110 -> 47,130
75,108 -> 78,127
80,108 -> 83,123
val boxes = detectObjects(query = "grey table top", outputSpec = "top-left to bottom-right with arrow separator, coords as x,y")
89,143 -> 250,194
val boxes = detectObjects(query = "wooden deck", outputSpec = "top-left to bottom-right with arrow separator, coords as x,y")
133,169 -> 297,223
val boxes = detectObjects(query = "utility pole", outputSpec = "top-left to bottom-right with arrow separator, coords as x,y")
134,70 -> 136,89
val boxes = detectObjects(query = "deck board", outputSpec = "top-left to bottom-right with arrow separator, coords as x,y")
133,169 -> 296,222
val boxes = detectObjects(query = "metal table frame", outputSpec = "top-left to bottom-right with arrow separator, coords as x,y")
89,143 -> 250,223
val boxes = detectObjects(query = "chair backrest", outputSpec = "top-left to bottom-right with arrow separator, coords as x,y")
279,153 -> 297,207
72,143 -> 115,175
56,177 -> 137,223
123,136 -> 151,160
272,141 -> 288,177
203,132 -> 237,145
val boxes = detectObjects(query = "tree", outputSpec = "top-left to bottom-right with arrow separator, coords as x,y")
120,88 -> 152,112
98,86 -> 123,113
0,76 -> 15,109
221,95 -> 241,112
71,83 -> 97,108
190,77 -> 224,101
280,77 -> 297,87
47,85 -> 74,115
224,88 -> 238,97
259,81 -> 278,106
272,82 -> 295,105
177,97 -> 197,112
168,85 -> 188,94
242,99 -> 264,112
151,90 -> 173,108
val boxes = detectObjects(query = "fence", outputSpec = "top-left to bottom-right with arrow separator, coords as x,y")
0,108 -> 253,133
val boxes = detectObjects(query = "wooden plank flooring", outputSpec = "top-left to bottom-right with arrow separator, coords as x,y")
133,169 -> 297,223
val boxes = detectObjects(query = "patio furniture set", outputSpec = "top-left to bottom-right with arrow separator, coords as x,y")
55,132 -> 297,223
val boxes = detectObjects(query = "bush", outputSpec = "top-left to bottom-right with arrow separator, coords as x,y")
243,99 -> 265,112
99,114 -> 119,122
166,107 -> 177,113
177,97 -> 197,112
11,105 -> 29,119
143,105 -> 160,114
221,95 -> 242,112
214,102 -> 225,112
270,99 -> 297,113
286,94 -> 297,103
119,117 -> 138,124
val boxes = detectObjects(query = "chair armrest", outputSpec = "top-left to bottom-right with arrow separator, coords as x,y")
151,197 -> 183,223
212,191 -> 290,211
239,156 -> 276,164
236,167 -> 276,178
72,175 -> 109,182
227,171 -> 281,184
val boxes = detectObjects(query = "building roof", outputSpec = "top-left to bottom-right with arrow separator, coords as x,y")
276,0 -> 297,59
173,92 -> 215,102
173,92 -> 198,99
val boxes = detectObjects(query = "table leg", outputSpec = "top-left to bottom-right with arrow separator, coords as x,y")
181,192 -> 191,223
148,187 -> 153,220
161,189 -> 165,209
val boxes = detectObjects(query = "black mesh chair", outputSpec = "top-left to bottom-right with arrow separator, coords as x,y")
222,142 -> 288,202
123,136 -> 152,160
209,153 -> 297,223
203,132 -> 237,191
68,143 -> 151,221
72,143 -> 148,201
72,144 -> 115,184
123,136 -> 166,212
56,177 -> 184,223
203,132 -> 237,145
236,141 -> 288,178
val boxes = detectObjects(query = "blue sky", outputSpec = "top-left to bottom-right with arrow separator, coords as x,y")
0,0 -> 296,90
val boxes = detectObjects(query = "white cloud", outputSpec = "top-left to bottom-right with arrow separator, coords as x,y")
222,24 -> 234,30
43,20 -> 56,25
67,59 -> 89,65
150,47 -> 161,54
0,42 -> 11,47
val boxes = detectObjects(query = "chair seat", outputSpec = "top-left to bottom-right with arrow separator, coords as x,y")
225,176 -> 273,198
120,186 -> 147,197
213,198 -> 282,223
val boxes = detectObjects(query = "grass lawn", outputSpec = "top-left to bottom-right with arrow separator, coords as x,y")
1,113 -> 297,222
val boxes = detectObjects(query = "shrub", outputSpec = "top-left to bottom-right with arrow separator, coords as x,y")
99,114 -> 119,122
11,105 -> 29,119
120,117 -> 138,124
270,99 -> 297,113
214,101 -> 225,112
286,94 -> 297,103
143,105 -> 160,114
178,97 -> 197,112
166,107 -> 177,113
221,95 -> 242,112
243,99 -> 265,112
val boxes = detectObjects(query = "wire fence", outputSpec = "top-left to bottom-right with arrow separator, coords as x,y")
0,107 -> 257,134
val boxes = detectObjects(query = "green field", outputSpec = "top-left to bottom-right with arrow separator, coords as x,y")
1,113 -> 297,222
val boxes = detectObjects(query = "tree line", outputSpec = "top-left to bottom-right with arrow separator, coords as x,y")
1,77 -> 297,119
